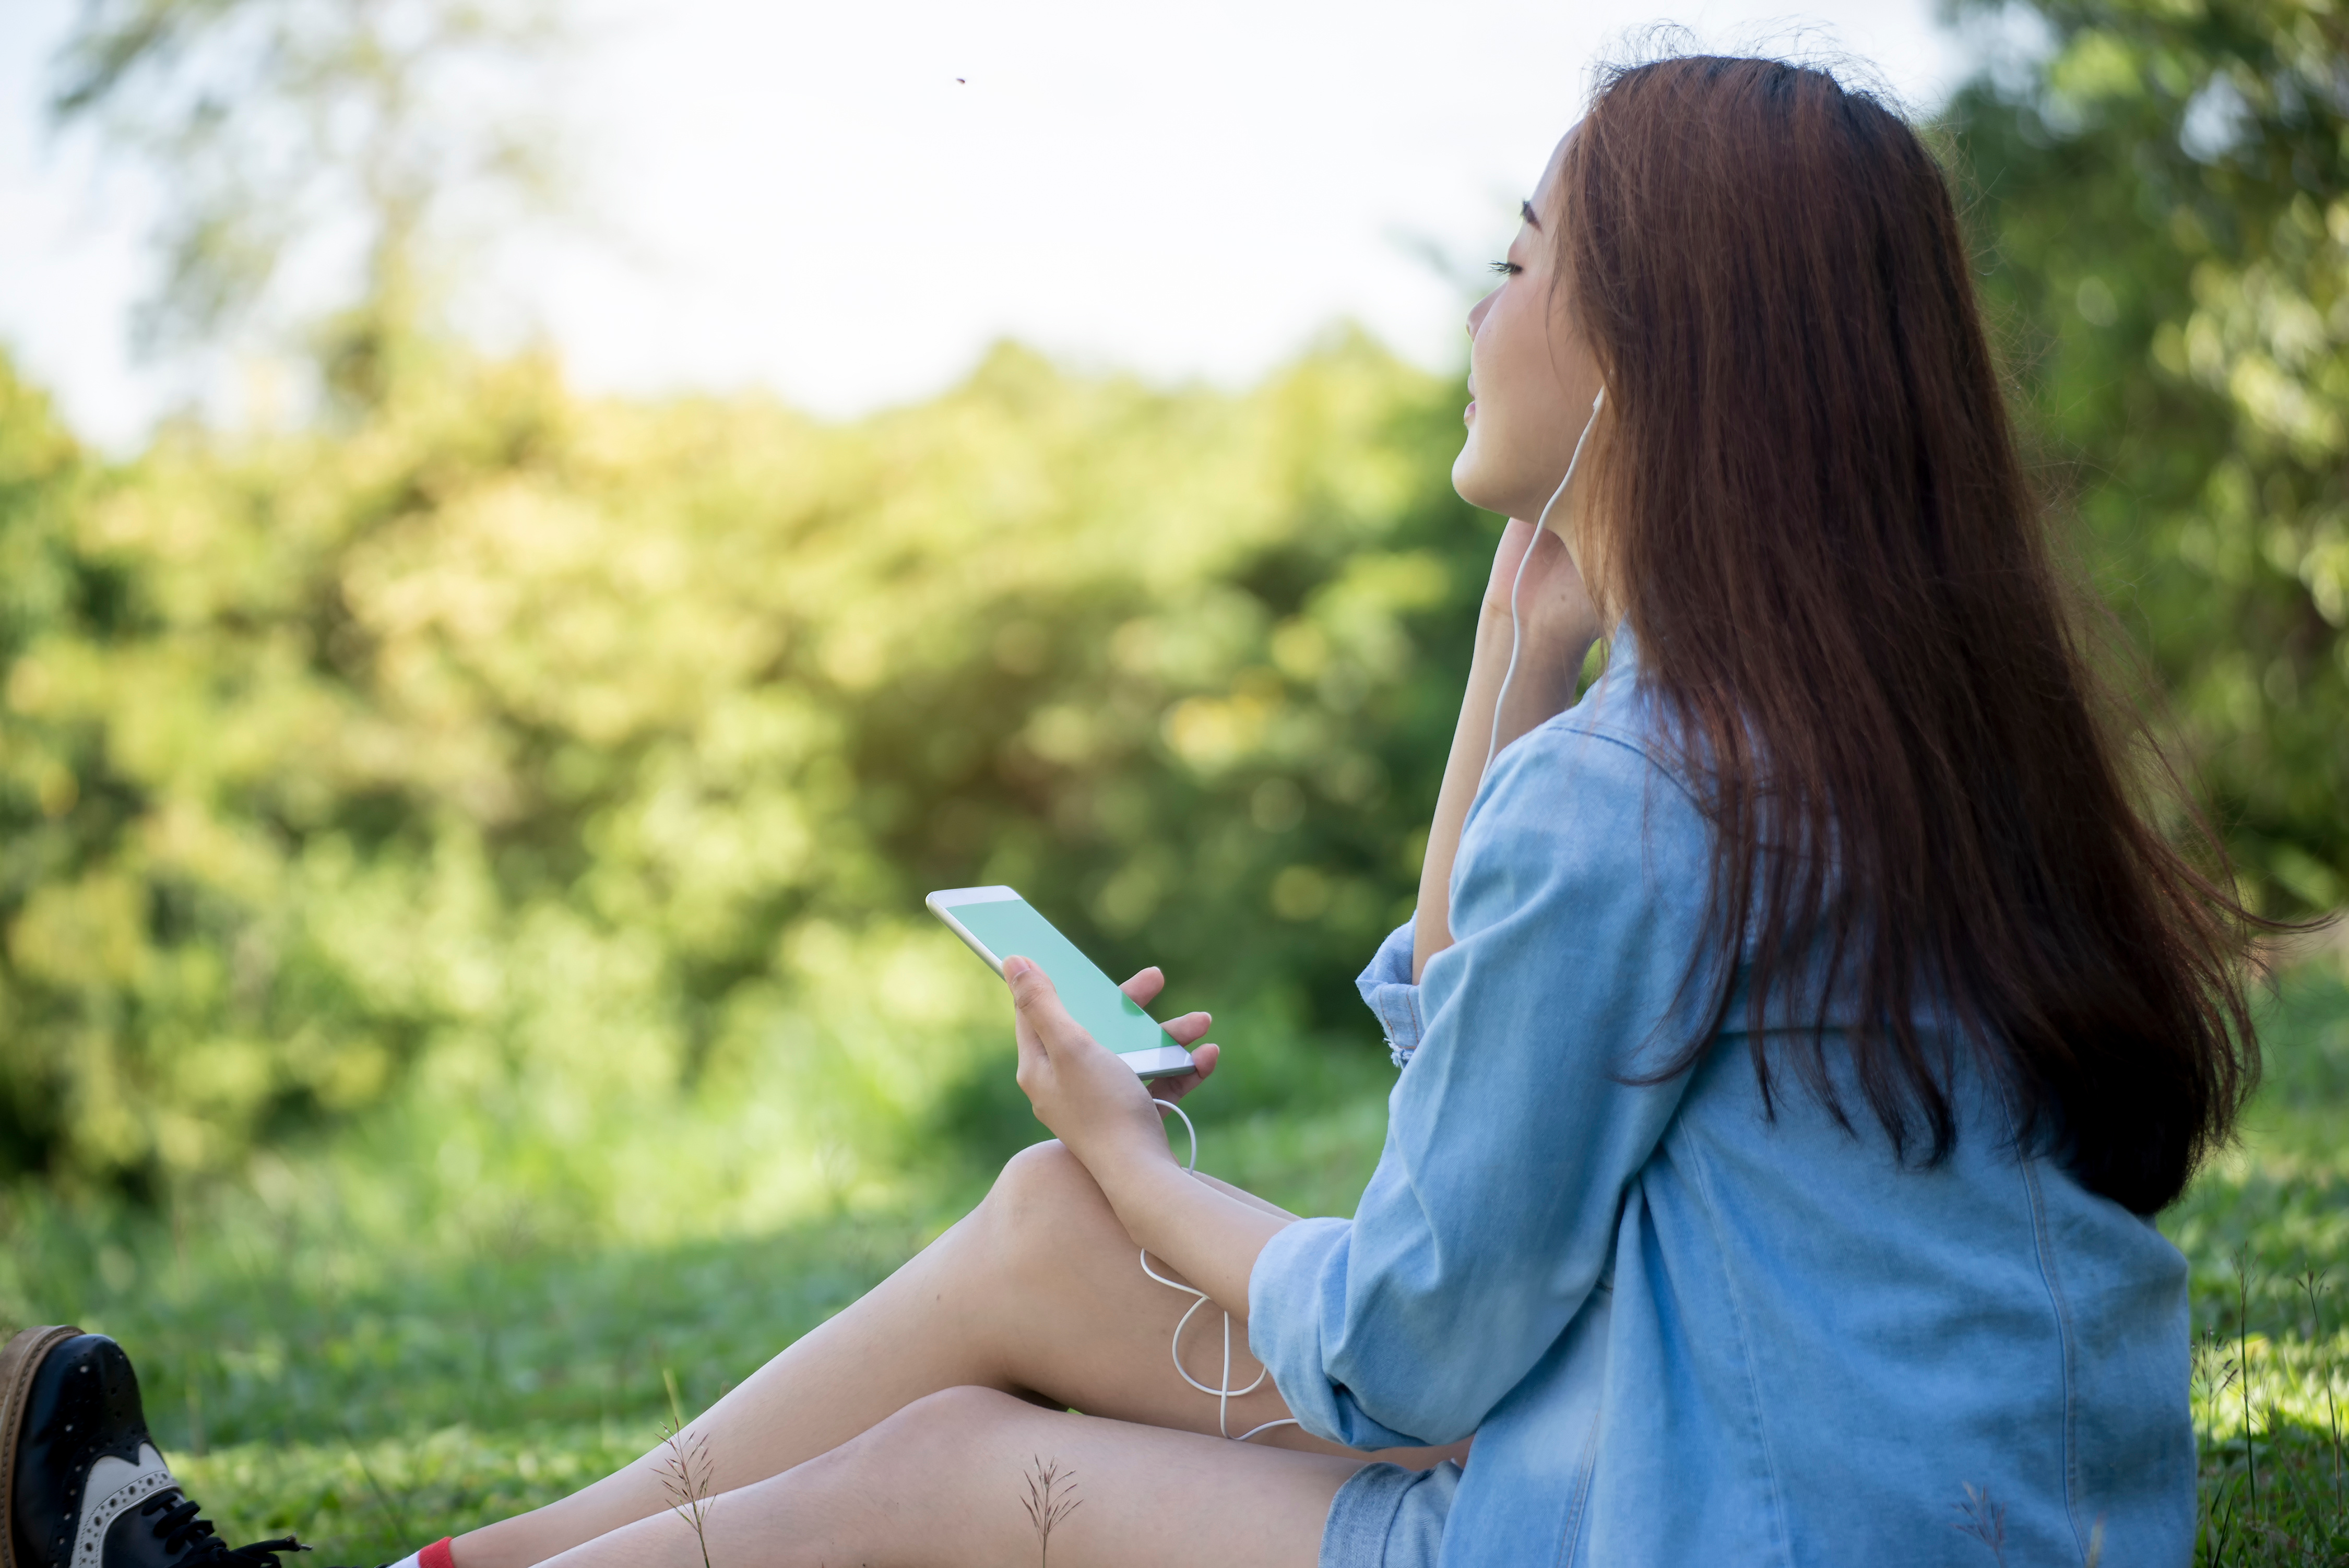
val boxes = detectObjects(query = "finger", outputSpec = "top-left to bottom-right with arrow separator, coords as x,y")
1006,956 -> 1078,1054
1531,526 -> 1586,585
1161,1009 -> 1212,1046
1118,966 -> 1167,1007
1487,518 -> 1533,578
1149,1041 -> 1219,1102
1485,518 -> 1546,609
1005,954 -> 1060,1013
1006,956 -> 1108,1061
1004,957 -> 1051,1085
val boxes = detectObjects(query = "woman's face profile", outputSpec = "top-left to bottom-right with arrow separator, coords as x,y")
1452,131 -> 1607,537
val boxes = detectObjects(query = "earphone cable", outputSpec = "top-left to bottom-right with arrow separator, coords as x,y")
1132,381 -> 1598,1441
1486,386 -> 1606,773
1142,1098 -> 1301,1443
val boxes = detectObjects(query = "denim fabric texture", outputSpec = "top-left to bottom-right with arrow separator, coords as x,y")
1320,1461 -> 1462,1568
1357,920 -> 1425,1067
1258,628 -> 2195,1568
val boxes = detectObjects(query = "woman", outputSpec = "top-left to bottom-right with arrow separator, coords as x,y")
5,54 -> 2252,1568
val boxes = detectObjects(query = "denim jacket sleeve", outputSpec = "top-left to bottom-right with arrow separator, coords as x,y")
1356,919 -> 1425,1065
1248,715 -> 1724,1449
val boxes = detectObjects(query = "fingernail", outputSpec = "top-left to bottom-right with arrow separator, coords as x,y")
1003,956 -> 1030,978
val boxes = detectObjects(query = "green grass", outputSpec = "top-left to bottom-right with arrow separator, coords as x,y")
2166,960 -> 2349,1565
4,969 -> 2345,1565
0,1017 -> 1398,1563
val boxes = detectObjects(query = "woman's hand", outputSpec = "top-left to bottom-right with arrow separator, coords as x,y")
1482,517 -> 1601,751
1004,959 -> 1216,1182
1410,518 -> 1606,982
1006,959 -> 1286,1316
1483,515 -> 1602,660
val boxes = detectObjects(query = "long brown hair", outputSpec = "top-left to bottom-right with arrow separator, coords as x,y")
1558,55 -> 2261,1214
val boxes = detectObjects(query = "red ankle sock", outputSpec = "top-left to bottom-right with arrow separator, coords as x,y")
419,1539 -> 455,1568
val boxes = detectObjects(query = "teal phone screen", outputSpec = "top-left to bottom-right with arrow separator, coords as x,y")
950,899 -> 1171,1054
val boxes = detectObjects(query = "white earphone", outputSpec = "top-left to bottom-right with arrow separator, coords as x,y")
1486,385 -> 1607,771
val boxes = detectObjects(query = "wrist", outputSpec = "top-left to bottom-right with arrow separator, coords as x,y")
1479,620 -> 1591,695
1511,647 -> 1588,705
1074,1115 -> 1180,1201
1092,1140 -> 1192,1244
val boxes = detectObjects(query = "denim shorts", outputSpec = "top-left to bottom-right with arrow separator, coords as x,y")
1319,1459 -> 1461,1568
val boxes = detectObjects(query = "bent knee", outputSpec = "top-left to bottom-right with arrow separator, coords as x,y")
899,1383 -> 1030,1430
784,1387 -> 1032,1526
986,1139 -> 1116,1243
861,1385 -> 1033,1465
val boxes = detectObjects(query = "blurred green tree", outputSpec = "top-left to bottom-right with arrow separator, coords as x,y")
0,332 -> 1489,1199
51,0 -> 568,402
13,0 -> 2343,1209
1948,0 -> 2349,911
0,363 -> 111,1181
10,1 -> 1493,1202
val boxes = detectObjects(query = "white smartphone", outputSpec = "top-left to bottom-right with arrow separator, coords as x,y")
927,885 -> 1200,1080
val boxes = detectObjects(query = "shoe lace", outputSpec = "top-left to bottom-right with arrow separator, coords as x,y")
137,1490 -> 309,1568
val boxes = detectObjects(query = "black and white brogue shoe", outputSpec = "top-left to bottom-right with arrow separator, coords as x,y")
2,1328 -> 304,1568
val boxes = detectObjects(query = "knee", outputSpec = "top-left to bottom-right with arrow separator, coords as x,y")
983,1140 -> 1115,1258
782,1387 -> 1027,1526
895,1383 -> 1030,1435
849,1386 -> 1030,1470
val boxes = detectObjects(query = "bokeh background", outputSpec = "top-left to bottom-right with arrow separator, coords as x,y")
1,0 -> 2344,1560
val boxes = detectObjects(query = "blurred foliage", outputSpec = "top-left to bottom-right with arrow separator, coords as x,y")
1948,0 -> 2349,913
3,0 -> 2346,1225
0,333 -> 1486,1203
51,0 -> 566,376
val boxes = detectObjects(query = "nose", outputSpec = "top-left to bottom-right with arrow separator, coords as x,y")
1466,288 -> 1497,338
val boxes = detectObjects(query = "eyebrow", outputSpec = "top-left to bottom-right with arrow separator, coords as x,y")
1520,199 -> 1541,230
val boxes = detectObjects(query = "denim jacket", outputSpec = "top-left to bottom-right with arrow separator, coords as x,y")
1248,631 -> 2194,1567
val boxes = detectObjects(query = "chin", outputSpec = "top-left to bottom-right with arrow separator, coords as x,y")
1450,444 -> 1497,512
1450,452 -> 1515,516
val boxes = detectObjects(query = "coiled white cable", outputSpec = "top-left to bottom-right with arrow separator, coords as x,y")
1139,1099 -> 1300,1444
1485,386 -> 1607,773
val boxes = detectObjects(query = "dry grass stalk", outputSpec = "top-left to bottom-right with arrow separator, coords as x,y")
658,1420 -> 718,1568
1020,1455 -> 1082,1568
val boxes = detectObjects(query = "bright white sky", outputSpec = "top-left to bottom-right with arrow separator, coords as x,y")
0,0 -> 1978,451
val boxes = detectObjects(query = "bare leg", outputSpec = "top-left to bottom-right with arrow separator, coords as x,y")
545,1388 -> 1360,1568
457,1143 -> 1460,1568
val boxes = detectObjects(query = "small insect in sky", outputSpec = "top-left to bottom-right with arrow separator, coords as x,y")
955,77 -> 967,84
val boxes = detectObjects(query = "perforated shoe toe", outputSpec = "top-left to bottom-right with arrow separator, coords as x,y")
2,1328 -> 305,1568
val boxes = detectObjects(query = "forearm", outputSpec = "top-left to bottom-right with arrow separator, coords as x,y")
1412,614 -> 1591,981
1087,1146 -> 1292,1318
1412,615 -> 1513,982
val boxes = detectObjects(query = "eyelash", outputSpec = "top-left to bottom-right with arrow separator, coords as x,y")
1489,260 -> 1522,276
